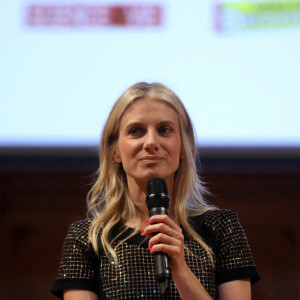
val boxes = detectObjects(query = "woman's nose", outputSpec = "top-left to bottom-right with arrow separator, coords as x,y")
143,130 -> 160,152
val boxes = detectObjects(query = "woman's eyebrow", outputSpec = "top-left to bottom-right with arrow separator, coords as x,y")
157,121 -> 177,127
124,122 -> 144,130
124,120 -> 177,131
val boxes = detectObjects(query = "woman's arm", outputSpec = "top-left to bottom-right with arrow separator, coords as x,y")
143,215 -> 213,300
170,259 -> 213,300
218,279 -> 251,300
174,269 -> 251,300
143,215 -> 252,300
64,290 -> 99,300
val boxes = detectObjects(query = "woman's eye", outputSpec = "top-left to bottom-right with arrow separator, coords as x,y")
159,127 -> 172,135
128,127 -> 144,136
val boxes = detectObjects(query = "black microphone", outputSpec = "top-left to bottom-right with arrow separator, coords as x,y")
146,178 -> 172,296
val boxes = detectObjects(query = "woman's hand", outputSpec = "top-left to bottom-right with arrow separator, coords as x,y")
140,215 -> 251,299
140,215 -> 186,275
141,215 -> 214,300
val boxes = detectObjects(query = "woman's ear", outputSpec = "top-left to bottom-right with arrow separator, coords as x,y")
179,146 -> 184,160
113,148 -> 122,163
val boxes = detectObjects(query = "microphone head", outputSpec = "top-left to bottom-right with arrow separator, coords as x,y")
146,178 -> 170,211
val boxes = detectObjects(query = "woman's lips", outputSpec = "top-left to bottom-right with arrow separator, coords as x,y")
139,156 -> 163,163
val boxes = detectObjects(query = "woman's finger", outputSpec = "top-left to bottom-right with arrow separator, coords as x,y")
142,223 -> 170,236
148,232 -> 181,249
146,215 -> 182,233
150,243 -> 181,258
147,214 -> 178,229
148,234 -> 184,261
142,222 -> 182,238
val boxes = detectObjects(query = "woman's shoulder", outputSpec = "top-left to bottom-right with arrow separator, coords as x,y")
70,218 -> 92,228
189,209 -> 240,237
190,208 -> 237,224
65,219 -> 92,244
202,208 -> 238,225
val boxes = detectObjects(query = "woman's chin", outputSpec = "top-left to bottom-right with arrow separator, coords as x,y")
142,171 -> 174,184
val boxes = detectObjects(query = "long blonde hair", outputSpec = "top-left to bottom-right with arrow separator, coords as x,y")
88,82 -> 215,263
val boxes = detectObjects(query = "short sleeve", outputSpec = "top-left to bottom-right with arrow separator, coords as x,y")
50,219 -> 100,299
204,209 -> 260,285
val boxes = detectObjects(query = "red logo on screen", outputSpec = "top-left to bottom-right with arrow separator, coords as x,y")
25,4 -> 162,27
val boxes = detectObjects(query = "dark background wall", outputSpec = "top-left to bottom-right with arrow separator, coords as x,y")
0,151 -> 299,299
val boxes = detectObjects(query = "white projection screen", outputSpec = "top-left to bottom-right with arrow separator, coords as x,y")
1,0 -> 300,153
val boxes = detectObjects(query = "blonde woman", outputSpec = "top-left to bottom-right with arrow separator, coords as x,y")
51,82 -> 260,299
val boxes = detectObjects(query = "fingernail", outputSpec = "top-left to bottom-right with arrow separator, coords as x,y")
148,245 -> 152,251
146,219 -> 150,224
141,230 -> 144,235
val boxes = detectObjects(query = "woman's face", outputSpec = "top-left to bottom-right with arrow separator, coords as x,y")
114,97 -> 183,189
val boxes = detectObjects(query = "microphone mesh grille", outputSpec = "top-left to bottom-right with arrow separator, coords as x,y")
146,178 -> 169,210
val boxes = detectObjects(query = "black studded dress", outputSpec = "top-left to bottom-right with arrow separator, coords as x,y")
51,209 -> 260,299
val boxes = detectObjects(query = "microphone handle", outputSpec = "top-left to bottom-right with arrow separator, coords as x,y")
149,207 -> 172,296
